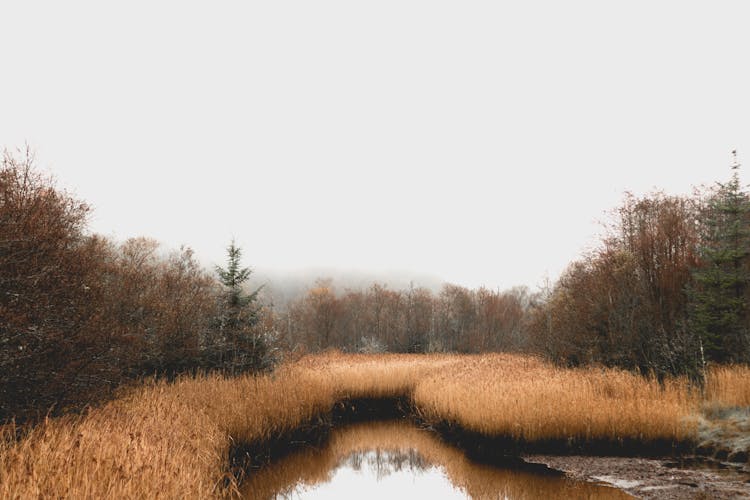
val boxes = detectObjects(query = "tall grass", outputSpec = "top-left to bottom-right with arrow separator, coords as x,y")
1,353 -> 747,498
705,364 -> 750,407
413,354 -> 699,443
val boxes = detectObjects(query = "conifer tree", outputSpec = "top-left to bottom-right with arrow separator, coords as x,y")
213,239 -> 267,373
216,240 -> 260,326
690,151 -> 750,363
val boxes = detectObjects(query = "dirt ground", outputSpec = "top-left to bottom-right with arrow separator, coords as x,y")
524,454 -> 750,499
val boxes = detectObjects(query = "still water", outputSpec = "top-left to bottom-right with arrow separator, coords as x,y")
241,421 -> 631,499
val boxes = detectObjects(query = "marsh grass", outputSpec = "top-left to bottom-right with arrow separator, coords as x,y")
413,355 -> 699,444
1,353 -> 747,498
705,364 -> 750,407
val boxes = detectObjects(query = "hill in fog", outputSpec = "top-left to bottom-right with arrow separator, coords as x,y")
247,268 -> 445,308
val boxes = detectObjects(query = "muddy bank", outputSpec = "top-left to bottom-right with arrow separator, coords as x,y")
426,419 -> 692,460
524,454 -> 750,499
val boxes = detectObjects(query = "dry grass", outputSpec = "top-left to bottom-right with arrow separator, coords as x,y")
1,353 -> 747,498
0,367 -> 334,499
705,364 -> 750,407
413,354 -> 699,443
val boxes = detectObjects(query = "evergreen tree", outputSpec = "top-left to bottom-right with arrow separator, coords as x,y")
690,152 -> 750,363
212,239 -> 269,373
216,240 -> 260,325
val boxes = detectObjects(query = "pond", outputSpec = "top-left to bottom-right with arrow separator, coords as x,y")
240,420 -> 632,499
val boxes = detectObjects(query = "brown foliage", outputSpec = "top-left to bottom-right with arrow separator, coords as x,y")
280,281 -> 532,354
527,192 -> 701,375
0,149 -> 220,421
0,148 -> 114,418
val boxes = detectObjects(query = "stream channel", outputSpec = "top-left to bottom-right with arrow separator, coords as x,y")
239,419 -> 632,499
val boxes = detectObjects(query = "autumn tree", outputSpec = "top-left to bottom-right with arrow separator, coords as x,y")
615,192 -> 700,374
337,289 -> 368,351
363,284 -> 404,351
0,149 -> 121,419
142,244 -> 217,375
403,284 -> 434,352
527,191 -> 700,376
301,279 -> 340,349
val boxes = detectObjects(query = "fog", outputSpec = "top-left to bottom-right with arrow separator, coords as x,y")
248,267 -> 445,308
3,1 -> 750,291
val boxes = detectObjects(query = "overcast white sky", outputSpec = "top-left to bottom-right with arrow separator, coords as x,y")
2,1 -> 750,290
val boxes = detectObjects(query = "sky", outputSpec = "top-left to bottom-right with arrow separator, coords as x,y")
2,1 -> 750,291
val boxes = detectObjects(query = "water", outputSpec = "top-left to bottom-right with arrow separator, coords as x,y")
240,421 -> 631,499
289,450 -> 467,499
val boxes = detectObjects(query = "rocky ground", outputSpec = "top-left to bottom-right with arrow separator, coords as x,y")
524,454 -> 749,499
696,406 -> 750,463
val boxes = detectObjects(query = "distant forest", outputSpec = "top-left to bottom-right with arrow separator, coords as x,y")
2,147 -> 750,421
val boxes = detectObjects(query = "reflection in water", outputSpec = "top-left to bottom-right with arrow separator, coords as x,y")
241,421 -> 631,499
345,449 -> 428,478
301,450 -> 466,500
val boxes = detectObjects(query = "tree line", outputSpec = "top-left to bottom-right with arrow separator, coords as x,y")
271,157 -> 750,381
274,281 -> 531,354
3,146 -> 750,420
526,157 -> 750,380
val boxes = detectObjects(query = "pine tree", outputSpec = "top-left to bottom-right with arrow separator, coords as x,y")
690,152 -> 750,363
213,239 -> 268,373
215,240 -> 260,325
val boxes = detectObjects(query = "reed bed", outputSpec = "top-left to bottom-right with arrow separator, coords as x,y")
0,353 -> 747,498
705,364 -> 750,407
413,354 -> 699,443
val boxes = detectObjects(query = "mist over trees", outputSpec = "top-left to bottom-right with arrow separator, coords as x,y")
246,268 -> 444,310
3,145 -> 750,421
275,281 -> 531,354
